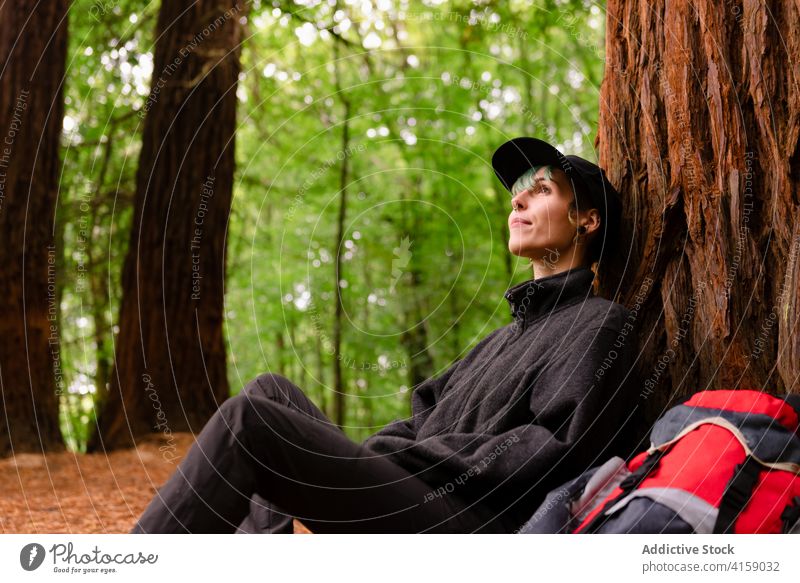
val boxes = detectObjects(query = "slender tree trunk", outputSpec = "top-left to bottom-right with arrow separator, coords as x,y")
0,0 -> 68,456
88,0 -> 243,451
394,175 -> 435,398
331,104 -> 350,429
331,39 -> 351,429
314,330 -> 327,416
400,268 -> 436,390
275,329 -> 286,376
597,0 -> 800,426
88,134 -> 114,400
492,184 -> 514,281
287,316 -> 305,386
444,225 -> 462,356
358,245 -> 374,425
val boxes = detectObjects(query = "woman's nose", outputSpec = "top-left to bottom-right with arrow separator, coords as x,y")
510,193 -> 524,210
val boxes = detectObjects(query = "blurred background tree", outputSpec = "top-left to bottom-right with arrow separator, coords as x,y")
0,0 -> 69,457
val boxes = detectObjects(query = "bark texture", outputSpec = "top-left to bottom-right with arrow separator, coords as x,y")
0,0 -> 69,456
88,0 -> 243,451
596,0 -> 800,424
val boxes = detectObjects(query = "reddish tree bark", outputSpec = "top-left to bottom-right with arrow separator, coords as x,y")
88,0 -> 243,451
596,0 -> 800,424
0,0 -> 69,456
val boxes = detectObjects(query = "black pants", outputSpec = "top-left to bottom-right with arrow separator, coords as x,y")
131,373 -> 514,534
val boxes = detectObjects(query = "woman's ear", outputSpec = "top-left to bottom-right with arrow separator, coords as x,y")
581,209 -> 601,235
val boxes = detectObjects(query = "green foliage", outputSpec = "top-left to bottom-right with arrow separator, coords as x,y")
58,0 -> 606,448
57,0 -> 156,448
60,394 -> 97,453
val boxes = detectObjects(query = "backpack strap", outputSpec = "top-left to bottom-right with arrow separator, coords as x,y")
576,449 -> 666,533
602,486 -> 719,534
713,455 -> 762,533
781,496 -> 800,534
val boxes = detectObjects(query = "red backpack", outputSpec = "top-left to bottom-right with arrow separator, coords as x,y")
520,390 -> 800,534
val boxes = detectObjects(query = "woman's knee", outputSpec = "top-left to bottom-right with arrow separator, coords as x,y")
218,384 -> 278,431
241,372 -> 303,404
237,373 -> 333,427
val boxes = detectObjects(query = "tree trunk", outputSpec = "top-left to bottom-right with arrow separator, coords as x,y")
597,0 -> 800,426
331,105 -> 350,429
399,267 -> 436,392
88,132 -> 115,401
314,330 -> 328,417
275,329 -> 286,377
394,176 -> 435,398
331,41 -> 350,429
87,0 -> 243,451
492,184 -> 514,282
0,0 -> 68,456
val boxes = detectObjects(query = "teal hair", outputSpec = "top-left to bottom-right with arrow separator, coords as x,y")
510,165 -> 555,197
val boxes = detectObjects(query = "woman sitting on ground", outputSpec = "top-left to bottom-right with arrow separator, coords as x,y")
131,137 -> 640,534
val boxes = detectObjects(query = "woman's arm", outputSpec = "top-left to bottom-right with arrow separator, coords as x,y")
391,324 -> 640,500
361,358 -> 462,445
363,326 -> 509,444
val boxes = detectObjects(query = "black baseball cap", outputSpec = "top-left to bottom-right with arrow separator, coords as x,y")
491,137 -> 623,251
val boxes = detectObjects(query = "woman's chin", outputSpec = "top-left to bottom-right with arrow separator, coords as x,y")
507,245 -> 532,259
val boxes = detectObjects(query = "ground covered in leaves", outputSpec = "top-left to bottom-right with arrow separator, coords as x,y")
0,433 -> 309,534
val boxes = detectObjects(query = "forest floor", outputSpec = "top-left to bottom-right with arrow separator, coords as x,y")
0,432 -> 310,534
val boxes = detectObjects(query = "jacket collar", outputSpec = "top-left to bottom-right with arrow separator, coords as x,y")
504,266 -> 596,328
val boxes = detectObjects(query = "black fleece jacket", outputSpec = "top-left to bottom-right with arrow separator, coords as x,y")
361,266 -> 640,530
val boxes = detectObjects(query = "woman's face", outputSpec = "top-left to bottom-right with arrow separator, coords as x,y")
507,167 -> 578,261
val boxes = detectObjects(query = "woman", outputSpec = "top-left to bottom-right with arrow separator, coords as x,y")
131,137 -> 639,534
